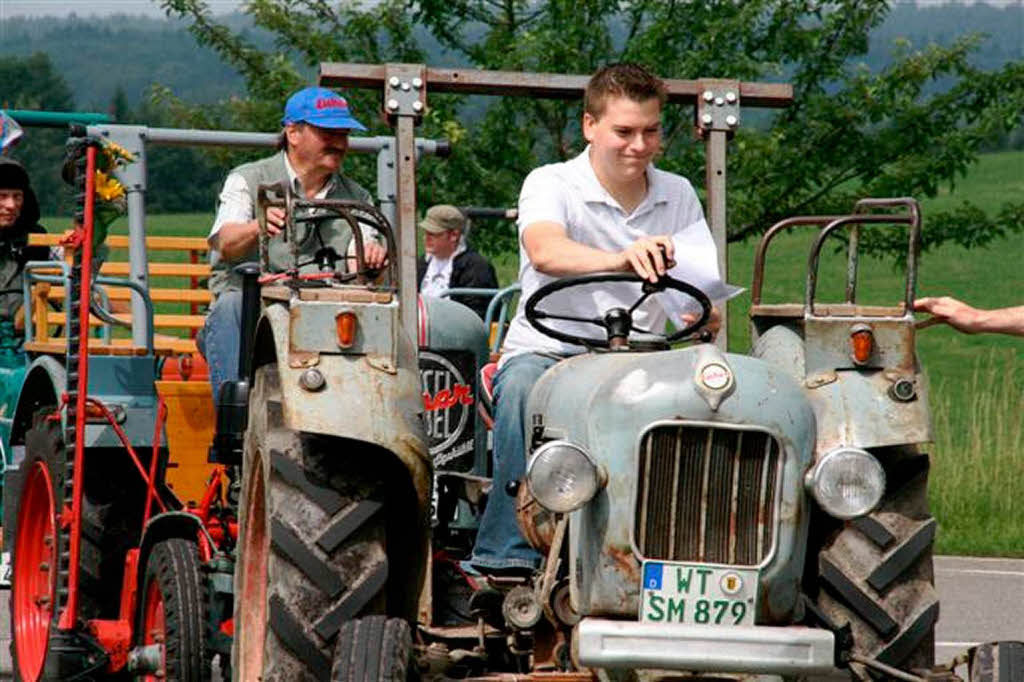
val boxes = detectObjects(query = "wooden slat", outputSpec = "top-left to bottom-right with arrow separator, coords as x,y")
25,337 -> 198,356
46,286 -> 212,304
100,262 -> 211,277
28,233 -> 210,252
45,311 -> 207,329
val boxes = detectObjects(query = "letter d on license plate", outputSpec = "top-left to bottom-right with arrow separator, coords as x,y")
640,562 -> 757,626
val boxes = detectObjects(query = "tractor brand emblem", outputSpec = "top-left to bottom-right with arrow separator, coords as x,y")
720,572 -> 743,595
419,350 -> 475,464
700,363 -> 731,390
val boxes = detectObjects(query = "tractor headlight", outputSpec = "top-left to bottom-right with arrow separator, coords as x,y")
526,440 -> 604,514
805,447 -> 885,520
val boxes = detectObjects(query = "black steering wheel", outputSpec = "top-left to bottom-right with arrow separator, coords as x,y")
524,272 -> 712,349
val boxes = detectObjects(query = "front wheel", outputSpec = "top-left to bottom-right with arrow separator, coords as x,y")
969,642 -> 1024,682
816,451 -> 938,675
135,538 -> 206,681
332,616 -> 414,681
233,364 -> 390,681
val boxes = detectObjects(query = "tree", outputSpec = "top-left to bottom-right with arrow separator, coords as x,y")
0,52 -> 76,216
159,0 -> 1024,259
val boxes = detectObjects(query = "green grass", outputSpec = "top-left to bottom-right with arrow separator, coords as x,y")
43,151 -> 1024,555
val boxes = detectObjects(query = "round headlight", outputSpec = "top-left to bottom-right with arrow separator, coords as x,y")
526,440 -> 602,513
806,447 -> 885,520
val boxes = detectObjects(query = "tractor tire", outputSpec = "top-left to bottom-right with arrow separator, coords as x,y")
8,413 -> 112,681
233,365 -> 389,682
331,616 -> 413,682
969,641 -> 1024,682
816,451 -> 939,676
135,538 -> 206,682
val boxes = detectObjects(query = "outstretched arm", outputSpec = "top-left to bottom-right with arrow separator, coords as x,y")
522,221 -> 674,283
914,297 -> 1024,337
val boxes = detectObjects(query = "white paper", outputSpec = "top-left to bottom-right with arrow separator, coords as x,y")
657,218 -> 744,319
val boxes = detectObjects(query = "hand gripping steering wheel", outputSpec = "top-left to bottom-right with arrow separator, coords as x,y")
523,272 -> 712,349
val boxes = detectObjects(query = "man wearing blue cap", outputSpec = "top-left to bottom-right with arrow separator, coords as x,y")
202,86 -> 386,400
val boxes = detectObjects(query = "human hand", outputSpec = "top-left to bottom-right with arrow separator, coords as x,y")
913,296 -> 984,334
681,305 -> 720,341
621,236 -> 675,283
262,207 -> 286,238
364,241 -> 389,270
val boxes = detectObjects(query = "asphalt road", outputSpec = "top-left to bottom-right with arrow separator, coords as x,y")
0,555 -> 1020,680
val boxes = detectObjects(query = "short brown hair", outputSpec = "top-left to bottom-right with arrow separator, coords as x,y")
584,63 -> 667,119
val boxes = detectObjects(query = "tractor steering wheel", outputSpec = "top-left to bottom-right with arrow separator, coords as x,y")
524,272 -> 712,349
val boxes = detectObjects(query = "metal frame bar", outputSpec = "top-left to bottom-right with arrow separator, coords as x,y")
321,63 -> 793,349
79,124 -> 446,352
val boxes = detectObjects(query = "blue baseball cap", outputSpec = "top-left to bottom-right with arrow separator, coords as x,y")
281,86 -> 367,132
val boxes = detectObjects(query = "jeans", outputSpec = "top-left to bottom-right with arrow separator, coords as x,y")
199,290 -> 242,403
469,352 -> 559,571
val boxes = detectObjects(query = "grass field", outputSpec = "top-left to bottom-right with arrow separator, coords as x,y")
43,150 -> 1024,555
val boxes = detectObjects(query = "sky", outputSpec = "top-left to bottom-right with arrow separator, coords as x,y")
0,0 -> 243,18
0,0 -> 1019,18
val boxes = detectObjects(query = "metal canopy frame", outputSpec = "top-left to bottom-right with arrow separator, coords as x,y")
80,124 -> 445,349
320,62 -> 793,348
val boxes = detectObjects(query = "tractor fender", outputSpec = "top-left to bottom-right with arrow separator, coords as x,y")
136,511 -> 204,588
11,355 -> 66,446
257,302 -> 432,513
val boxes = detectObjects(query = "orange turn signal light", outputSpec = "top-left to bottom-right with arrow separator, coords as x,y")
850,325 -> 874,365
336,311 -> 357,348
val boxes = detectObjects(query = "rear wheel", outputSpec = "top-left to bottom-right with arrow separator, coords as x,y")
10,457 -> 57,682
332,616 -> 413,681
816,451 -> 938,675
233,365 -> 390,681
135,538 -> 206,681
8,413 -> 134,680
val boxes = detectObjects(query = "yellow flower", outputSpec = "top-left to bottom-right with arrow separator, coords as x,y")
102,140 -> 135,164
94,170 -> 125,202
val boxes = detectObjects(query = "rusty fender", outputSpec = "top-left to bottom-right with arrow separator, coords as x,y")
262,301 -> 432,511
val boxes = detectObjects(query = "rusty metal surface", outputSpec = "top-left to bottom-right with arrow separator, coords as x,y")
320,63 -> 793,107
803,316 -> 917,375
704,127 -> 730,351
634,425 -> 781,567
527,347 -> 814,623
393,114 -> 420,355
287,298 -> 399,359
804,365 -> 932,454
263,301 -> 432,503
806,213 -> 916,316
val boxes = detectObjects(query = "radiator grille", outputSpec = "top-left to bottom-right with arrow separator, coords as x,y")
634,425 -> 781,566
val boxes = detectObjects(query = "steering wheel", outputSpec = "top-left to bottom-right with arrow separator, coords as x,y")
524,272 -> 712,349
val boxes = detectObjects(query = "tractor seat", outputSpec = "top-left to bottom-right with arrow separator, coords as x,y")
477,362 -> 498,430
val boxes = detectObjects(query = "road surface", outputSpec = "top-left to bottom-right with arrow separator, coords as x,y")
0,555 -> 1020,679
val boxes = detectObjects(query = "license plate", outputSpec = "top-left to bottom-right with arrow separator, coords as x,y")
639,562 -> 757,625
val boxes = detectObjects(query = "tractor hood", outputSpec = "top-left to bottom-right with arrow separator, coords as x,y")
525,343 -> 816,622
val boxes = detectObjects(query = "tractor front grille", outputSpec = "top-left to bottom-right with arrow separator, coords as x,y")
634,424 -> 781,566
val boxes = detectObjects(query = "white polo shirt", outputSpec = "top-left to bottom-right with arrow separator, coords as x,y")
500,146 -> 711,362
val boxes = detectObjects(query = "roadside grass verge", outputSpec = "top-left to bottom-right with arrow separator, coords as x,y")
929,349 -> 1024,556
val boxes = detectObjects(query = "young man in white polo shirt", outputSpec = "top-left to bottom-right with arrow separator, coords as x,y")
467,63 -> 720,574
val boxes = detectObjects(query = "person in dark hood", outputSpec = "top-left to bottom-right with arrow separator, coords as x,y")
0,158 -> 49,324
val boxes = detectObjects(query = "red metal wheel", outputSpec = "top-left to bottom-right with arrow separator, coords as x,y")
236,452 -> 268,679
13,460 -> 57,682
139,566 -> 167,681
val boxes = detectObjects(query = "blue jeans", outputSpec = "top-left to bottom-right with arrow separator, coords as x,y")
199,290 -> 242,403
469,352 -> 559,571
